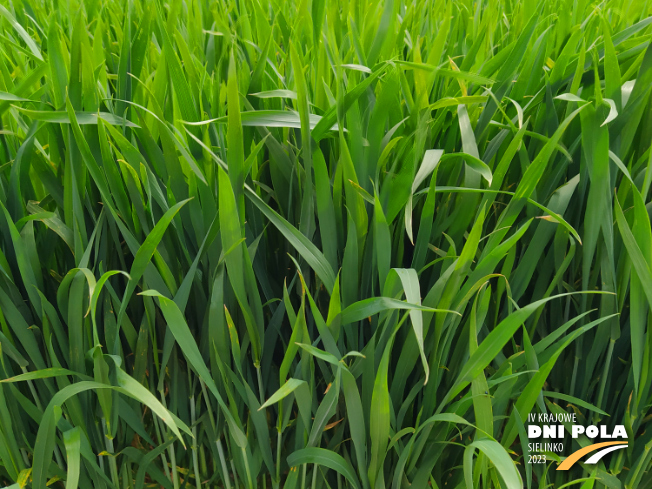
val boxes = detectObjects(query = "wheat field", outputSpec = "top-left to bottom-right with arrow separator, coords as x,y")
0,0 -> 651,487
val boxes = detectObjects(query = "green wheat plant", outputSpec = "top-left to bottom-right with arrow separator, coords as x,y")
0,0 -> 651,487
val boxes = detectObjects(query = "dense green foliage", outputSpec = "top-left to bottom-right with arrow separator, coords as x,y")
1,0 -> 652,487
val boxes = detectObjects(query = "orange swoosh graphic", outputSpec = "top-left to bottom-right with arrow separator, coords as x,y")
557,442 -> 628,470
